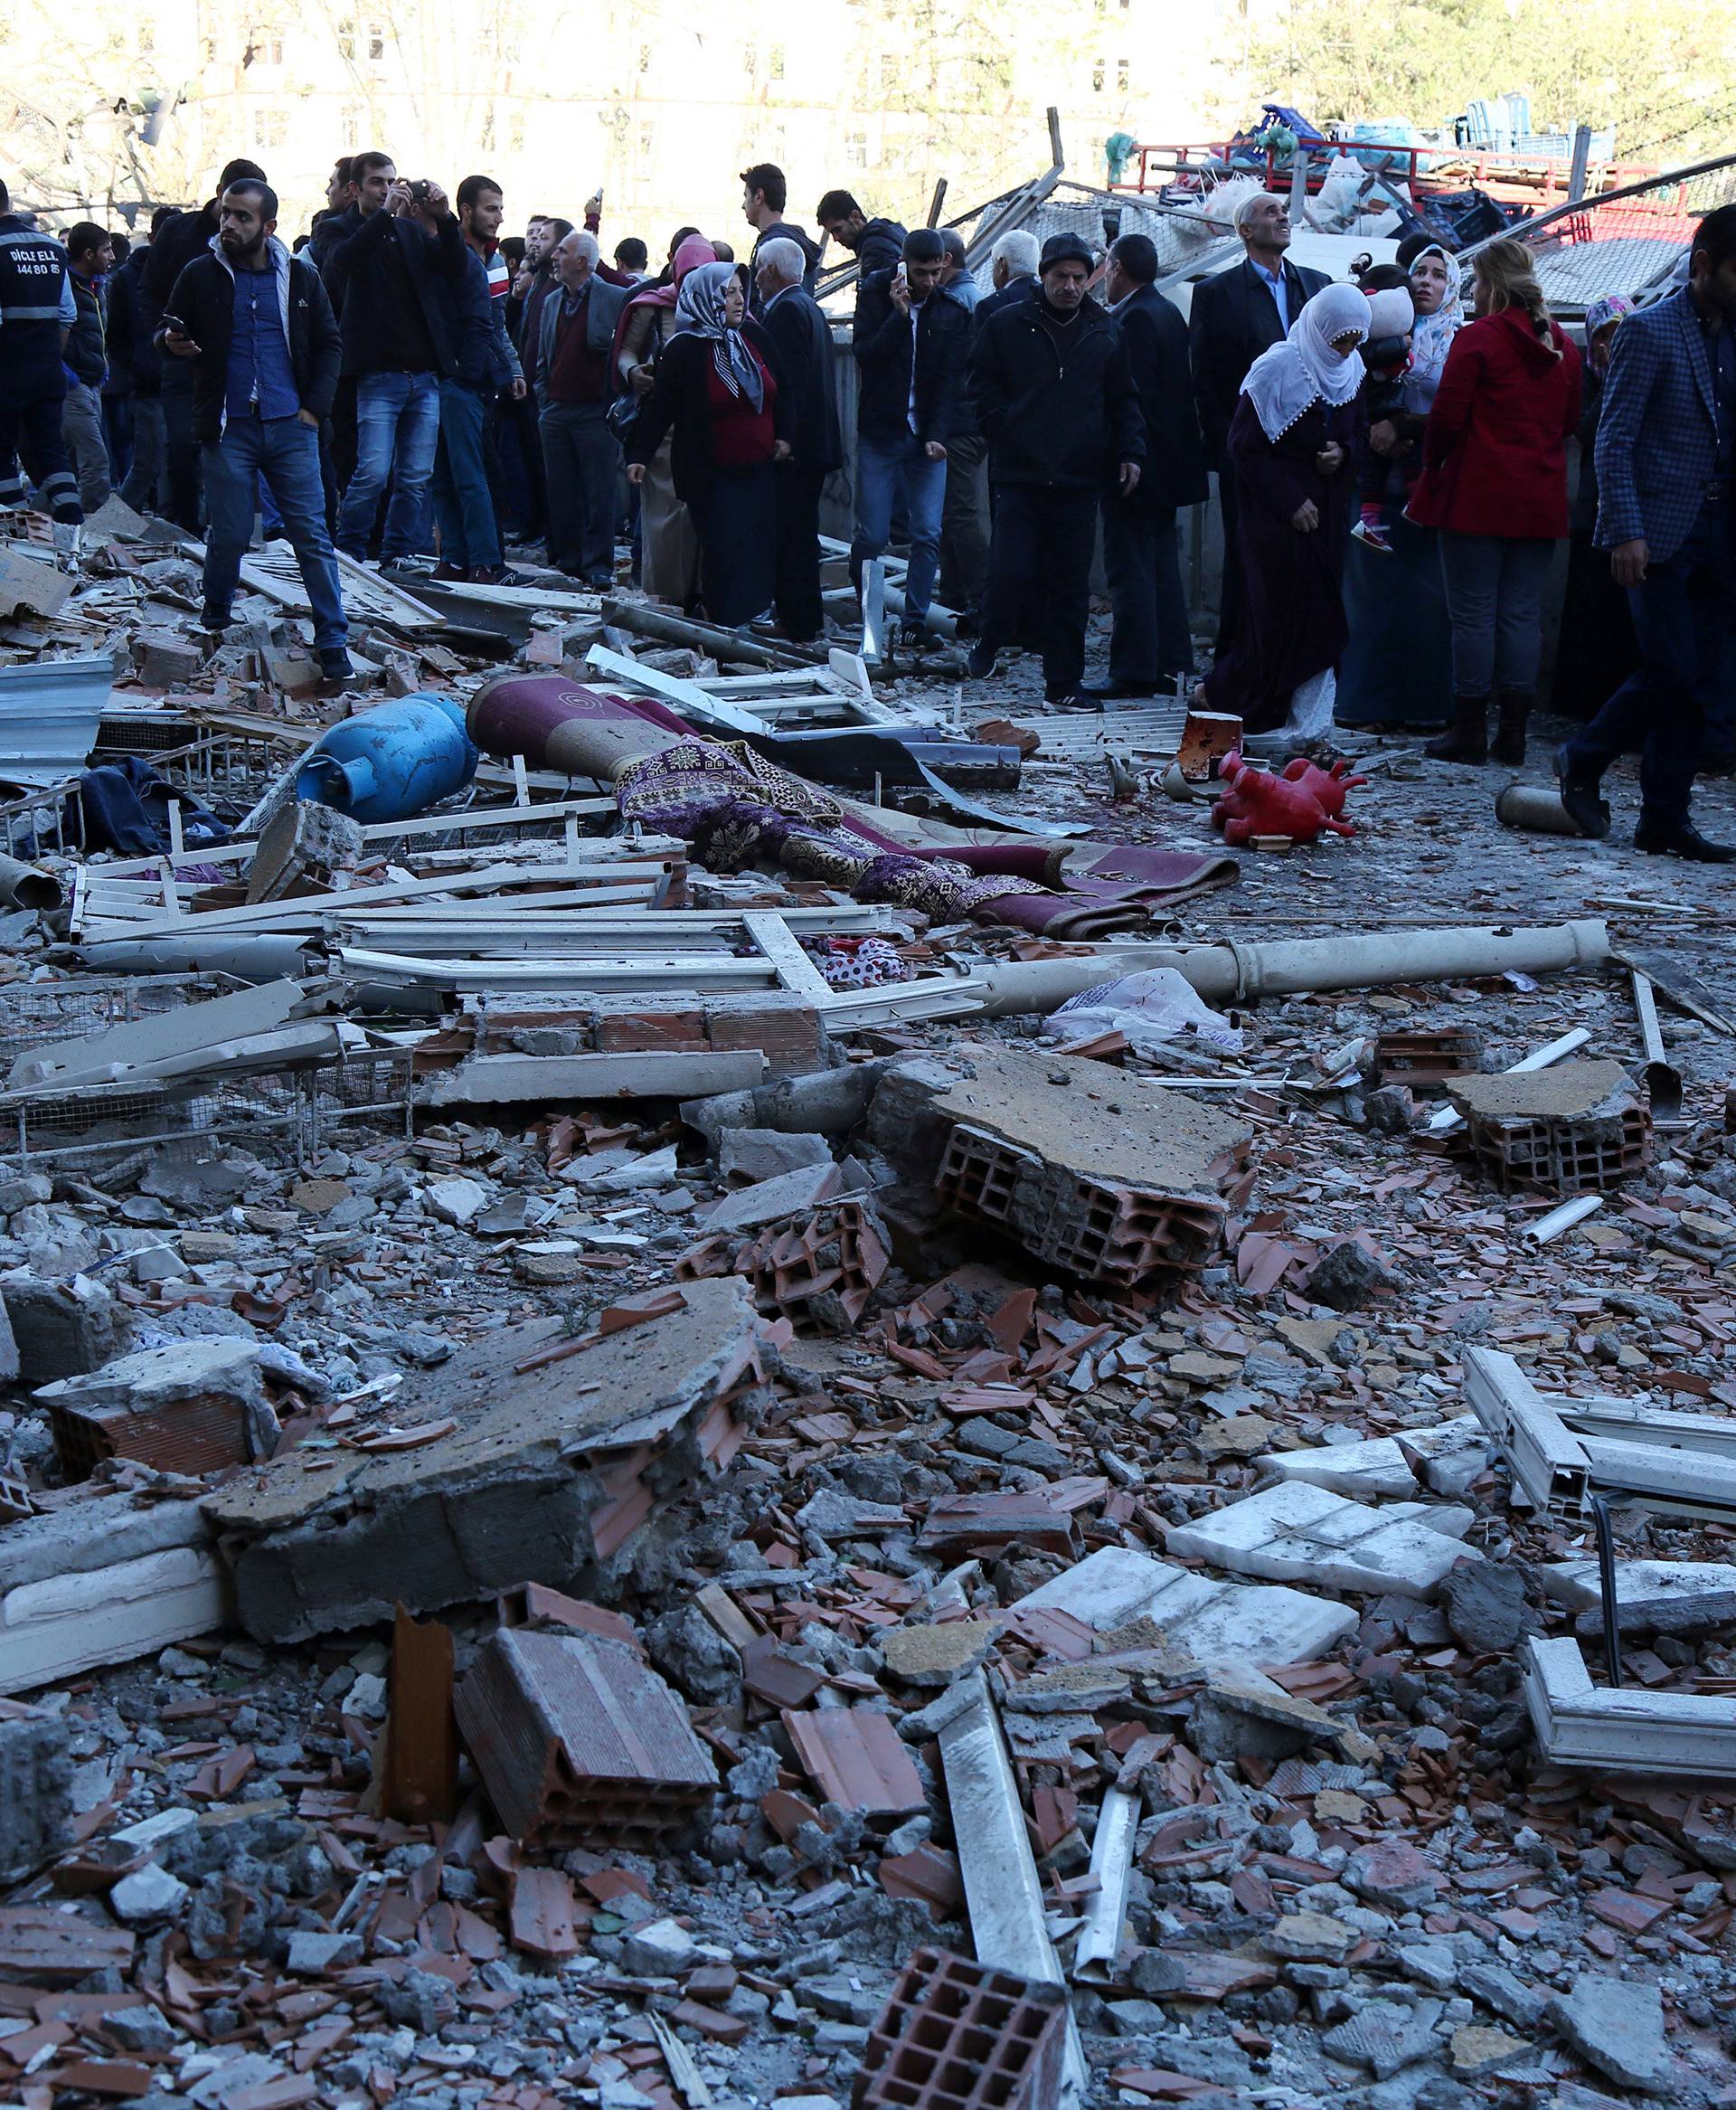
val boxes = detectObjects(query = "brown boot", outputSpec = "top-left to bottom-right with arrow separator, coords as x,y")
1490,689 -> 1530,766
1425,695 -> 1489,764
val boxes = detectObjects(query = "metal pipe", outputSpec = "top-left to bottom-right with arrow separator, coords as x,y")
1631,969 -> 1684,1124
0,854 -> 61,912
973,920 -> 1609,1016
1589,1493 -> 1624,1690
599,598 -> 816,670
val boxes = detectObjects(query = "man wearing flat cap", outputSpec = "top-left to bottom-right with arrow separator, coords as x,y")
966,232 -> 1145,708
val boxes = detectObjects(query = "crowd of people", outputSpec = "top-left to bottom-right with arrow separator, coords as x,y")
1,147 -> 1732,856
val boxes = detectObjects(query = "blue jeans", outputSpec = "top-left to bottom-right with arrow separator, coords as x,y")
336,370 -> 439,560
851,431 -> 946,617
431,380 -> 500,571
1562,507 -> 1734,829
203,412 -> 347,652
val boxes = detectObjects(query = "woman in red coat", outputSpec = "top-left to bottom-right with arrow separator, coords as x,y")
1408,239 -> 1581,765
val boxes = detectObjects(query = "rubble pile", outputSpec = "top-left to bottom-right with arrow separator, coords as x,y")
0,503 -> 1735,2109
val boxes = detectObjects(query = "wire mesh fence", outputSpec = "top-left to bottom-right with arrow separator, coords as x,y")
1486,152 -> 1736,308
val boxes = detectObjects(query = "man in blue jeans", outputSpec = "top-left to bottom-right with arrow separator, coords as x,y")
849,227 -> 969,651
159,181 -> 350,683
320,157 -> 466,565
1557,204 -> 1736,861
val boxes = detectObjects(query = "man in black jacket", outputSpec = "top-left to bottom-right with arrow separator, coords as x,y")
741,163 -> 819,311
61,223 -> 113,513
110,206 -> 175,512
815,190 -> 906,280
159,180 -> 350,682
757,236 -> 841,642
1100,233 -> 1209,695
0,179 -> 83,563
144,157 -> 268,530
850,227 -> 969,648
321,157 -> 466,563
1188,192 -> 1328,648
967,232 -> 1146,709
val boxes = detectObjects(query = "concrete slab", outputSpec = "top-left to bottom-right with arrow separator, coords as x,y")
1164,1481 -> 1477,1600
1261,1418 -> 1491,1501
1540,1558 -> 1736,1612
1011,1545 -> 1357,1664
1446,1059 -> 1634,1122
204,1277 -> 781,1642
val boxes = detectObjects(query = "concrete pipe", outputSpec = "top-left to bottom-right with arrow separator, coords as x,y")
0,854 -> 61,912
974,919 -> 1611,1016
1495,783 -> 1588,837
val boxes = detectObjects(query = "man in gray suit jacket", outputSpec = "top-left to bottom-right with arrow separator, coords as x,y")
535,229 -> 628,584
1558,204 -> 1736,861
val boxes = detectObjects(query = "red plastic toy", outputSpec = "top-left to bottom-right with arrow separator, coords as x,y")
1210,751 -> 1366,846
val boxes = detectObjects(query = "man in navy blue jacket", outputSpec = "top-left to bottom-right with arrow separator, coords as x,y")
1558,205 -> 1736,861
159,180 -> 350,683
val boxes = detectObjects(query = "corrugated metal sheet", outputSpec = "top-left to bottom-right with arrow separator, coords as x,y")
0,656 -> 114,786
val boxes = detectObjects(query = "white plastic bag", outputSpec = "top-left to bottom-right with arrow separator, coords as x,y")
1046,967 -> 1244,1058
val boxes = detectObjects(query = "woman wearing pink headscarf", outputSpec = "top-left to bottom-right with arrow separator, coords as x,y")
614,232 -> 717,605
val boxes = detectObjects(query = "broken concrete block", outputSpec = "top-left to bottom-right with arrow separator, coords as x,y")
1344,1839 -> 1440,1910
620,1916 -> 698,1977
133,630 -> 205,687
0,1706 -> 71,1881
36,1337 -> 276,1479
1163,1481 -> 1476,1600
1448,2026 -> 1530,2079
1298,1237 -> 1401,1310
1013,1546 -> 1358,1665
0,1495 -> 228,1698
1549,1977 -> 1672,2096
455,1625 -> 716,1849
718,1126 -> 834,1185
1264,1910 -> 1354,1962
879,1621 -> 996,1689
1440,1558 -> 1538,1652
868,1044 -> 1250,1288
1261,1418 -> 1491,1501
244,798 -> 364,903
204,1277 -> 778,1641
1188,1673 -> 1343,1763
1543,1557 -> 1736,1625
424,1176 -> 490,1226
1321,1999 -> 1443,2078
109,1860 -> 191,1922
0,547 -> 73,619
703,1162 -> 840,1234
1448,1059 -> 1649,1193
1,1273 -> 130,1385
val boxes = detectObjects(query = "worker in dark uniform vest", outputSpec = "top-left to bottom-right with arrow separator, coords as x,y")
0,175 -> 85,566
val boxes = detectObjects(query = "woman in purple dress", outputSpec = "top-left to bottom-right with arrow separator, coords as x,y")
1201,281 -> 1369,735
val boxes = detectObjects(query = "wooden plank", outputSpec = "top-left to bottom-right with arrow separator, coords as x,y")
382,1603 -> 458,1825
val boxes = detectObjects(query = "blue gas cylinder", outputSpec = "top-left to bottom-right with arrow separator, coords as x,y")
294,694 -> 478,823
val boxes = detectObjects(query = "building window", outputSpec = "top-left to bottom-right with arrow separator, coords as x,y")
879,52 -> 897,90
203,36 -> 218,62
363,19 -> 385,62
845,131 -> 867,168
1092,58 -> 1105,91
769,44 -> 784,80
509,115 -> 525,152
638,124 -> 654,157
337,30 -> 353,58
637,43 -> 650,71
1116,56 -> 1129,90
252,109 -> 287,147
137,24 -> 154,52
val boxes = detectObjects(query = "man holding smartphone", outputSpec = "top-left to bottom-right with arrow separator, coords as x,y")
158,179 -> 352,683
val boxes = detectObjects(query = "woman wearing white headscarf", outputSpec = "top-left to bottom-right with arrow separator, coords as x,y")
625,261 -> 792,627
1200,280 -> 1370,734
1337,239 -> 1463,729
